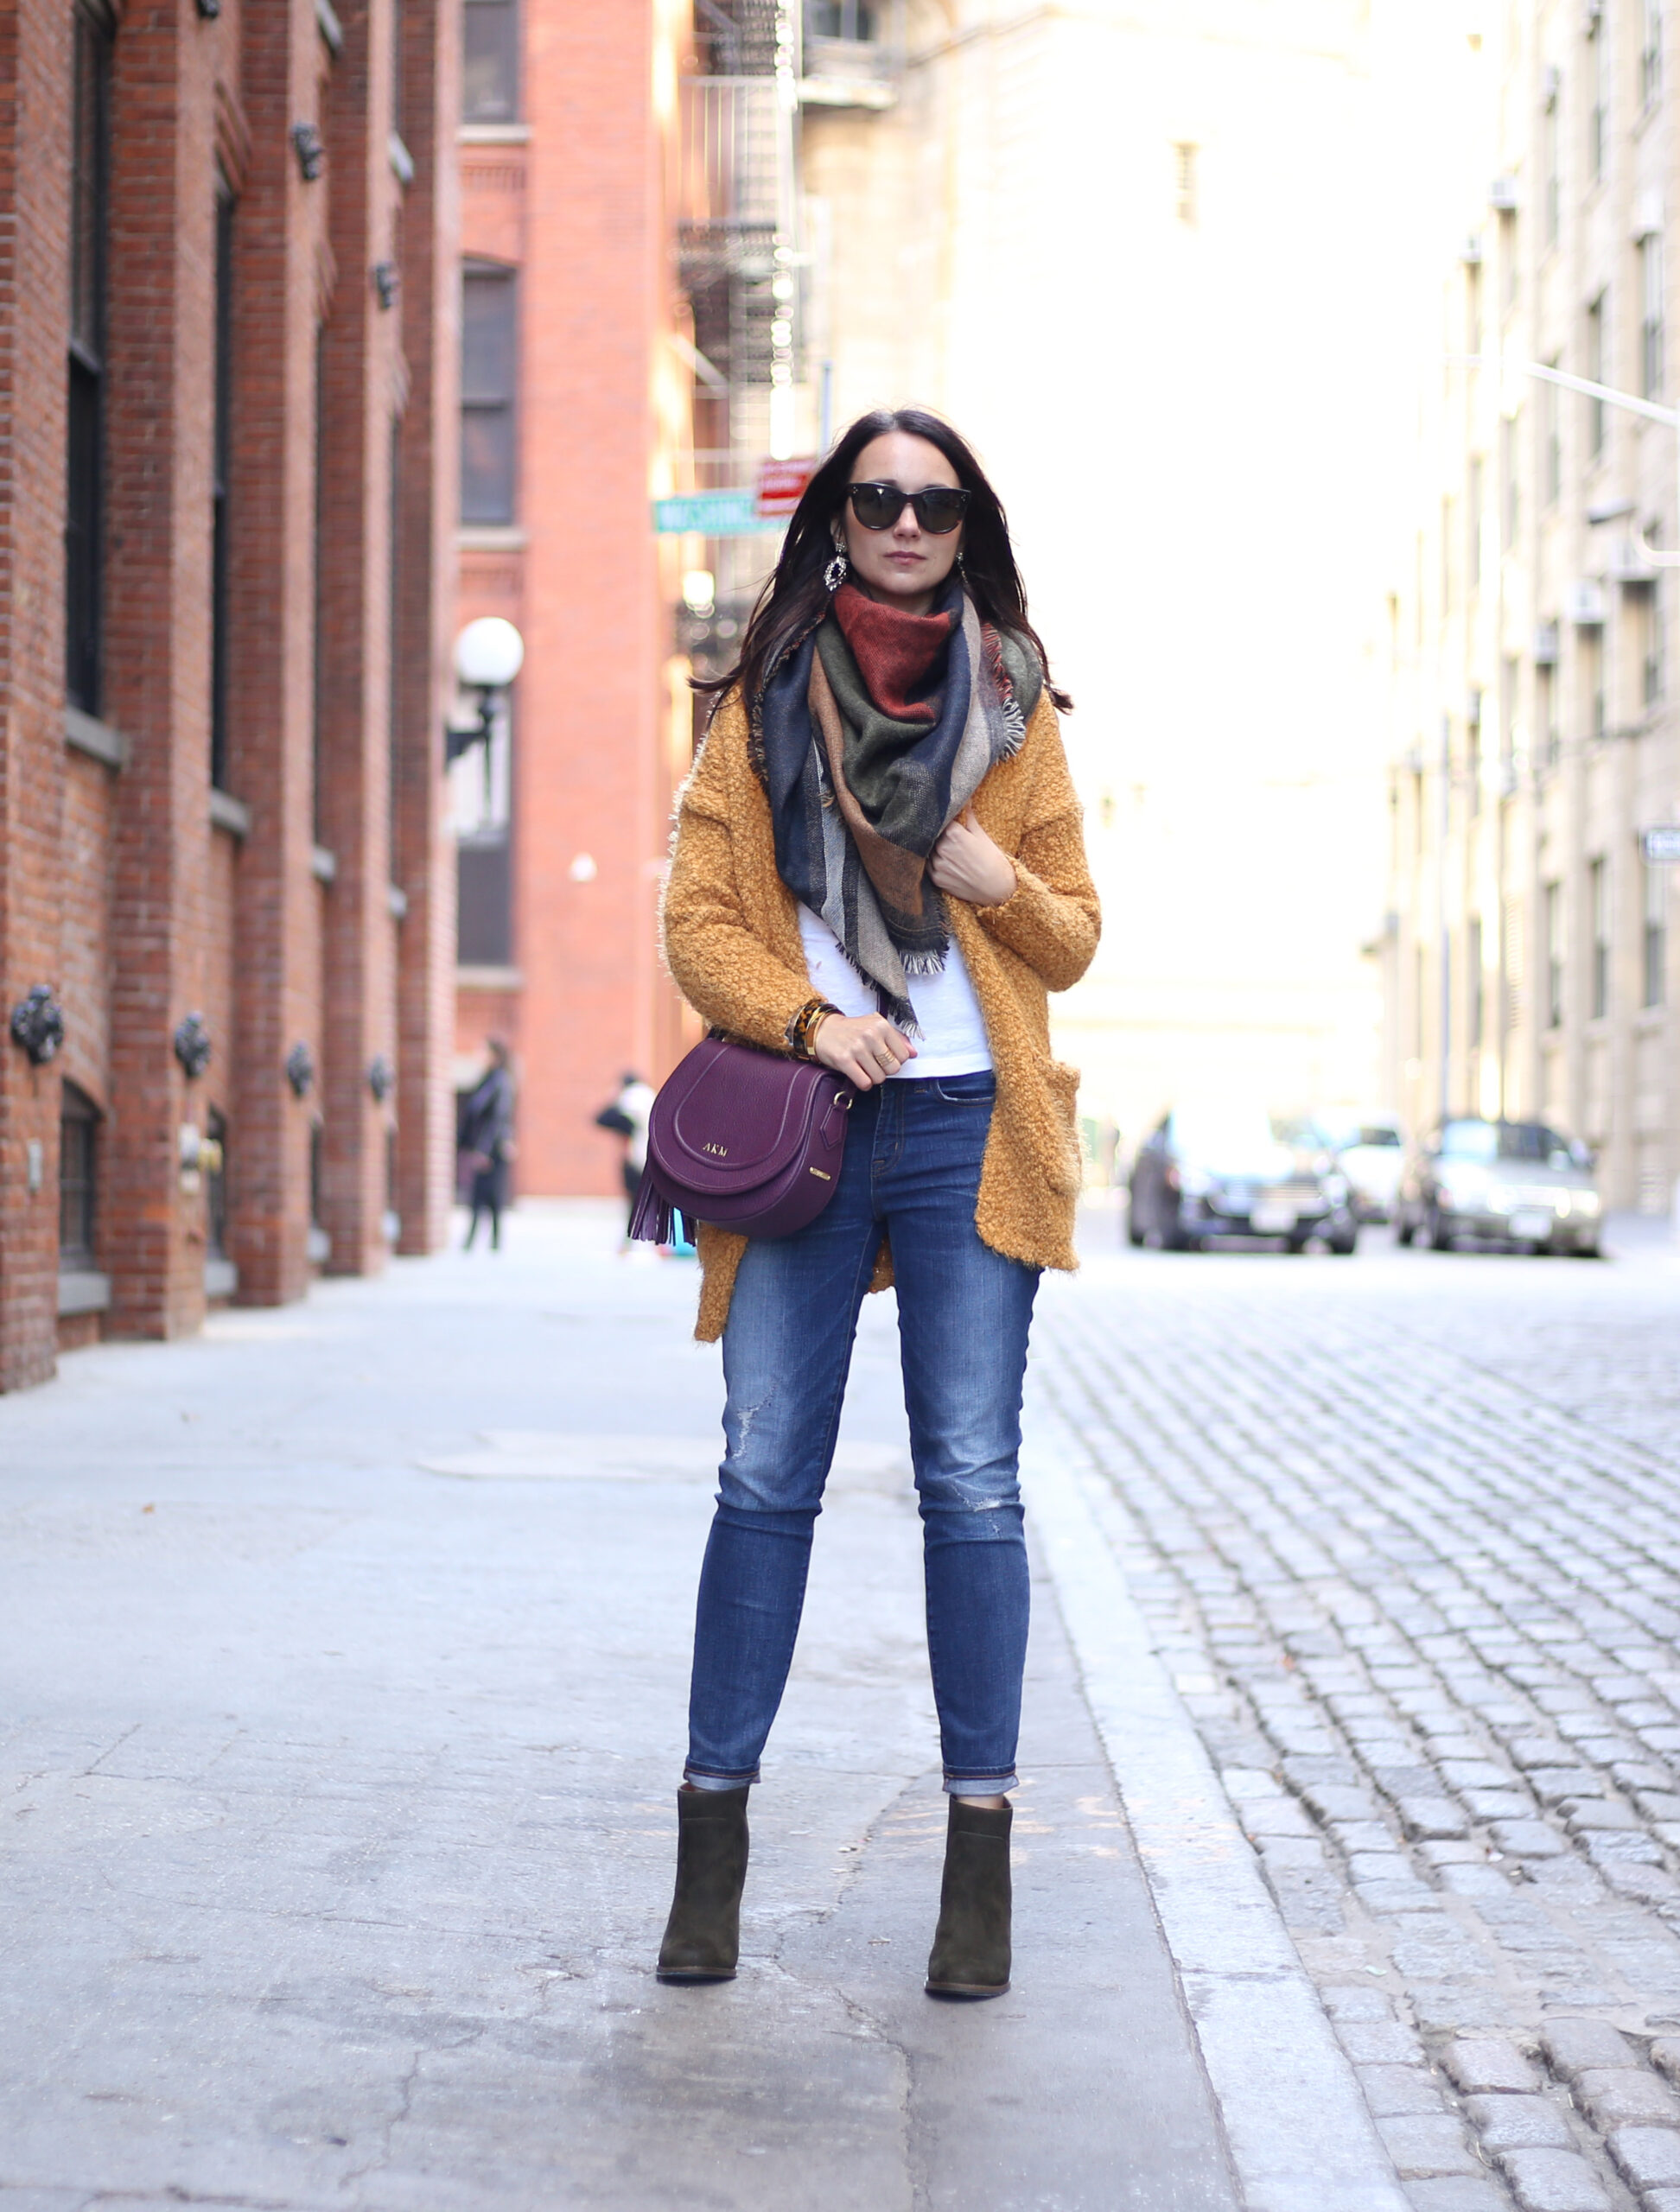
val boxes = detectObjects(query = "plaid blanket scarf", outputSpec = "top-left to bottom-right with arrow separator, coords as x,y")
758,577 -> 1043,1028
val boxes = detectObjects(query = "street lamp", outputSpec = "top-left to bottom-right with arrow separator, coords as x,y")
444,617 -> 525,767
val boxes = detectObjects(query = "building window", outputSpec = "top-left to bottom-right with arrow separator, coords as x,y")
211,185 -> 235,792
1545,880 -> 1564,1027
1644,233 -> 1665,399
462,0 -> 519,124
1500,207 -> 1519,309
312,324 -> 328,836
461,263 -> 517,525
1467,458 -> 1483,594
452,694 -> 513,965
1645,576 -> 1665,703
309,1121 -> 324,1233
1441,494 -> 1457,612
811,0 -> 877,35
1467,258 -> 1482,355
1591,855 -> 1610,1018
1590,628 -> 1606,741
1505,895 -> 1524,1032
206,1106 -> 228,1261
1544,86 -> 1560,248
1501,654 -> 1519,772
66,0 -> 113,716
1539,662 -> 1558,766
1645,855 -> 1667,1006
1502,412 -> 1520,548
389,414 -> 403,849
1468,915 -> 1484,1049
1544,362 -> 1562,505
1645,0 -> 1663,107
1587,292 -> 1607,457
1589,19 -> 1607,185
1173,143 -> 1198,227
60,1083 -> 99,1268
1467,690 -> 1484,816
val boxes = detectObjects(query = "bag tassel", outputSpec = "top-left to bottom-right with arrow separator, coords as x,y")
628,1173 -> 672,1246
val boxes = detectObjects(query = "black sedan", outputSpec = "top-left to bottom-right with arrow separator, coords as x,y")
1394,1118 -> 1602,1255
1128,1106 -> 1358,1254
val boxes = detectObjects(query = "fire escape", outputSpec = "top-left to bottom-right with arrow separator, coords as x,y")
679,1 -> 800,484
675,1 -> 801,671
674,2 -> 902,679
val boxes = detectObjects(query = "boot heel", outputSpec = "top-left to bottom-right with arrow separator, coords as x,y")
925,1797 -> 1012,1998
657,1786 -> 749,1982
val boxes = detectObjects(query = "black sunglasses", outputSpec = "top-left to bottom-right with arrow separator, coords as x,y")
847,480 -> 971,535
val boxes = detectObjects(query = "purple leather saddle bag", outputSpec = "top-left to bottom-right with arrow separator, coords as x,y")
628,1036 -> 855,1244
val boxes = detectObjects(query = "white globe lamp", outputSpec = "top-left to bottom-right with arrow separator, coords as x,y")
445,619 -> 525,766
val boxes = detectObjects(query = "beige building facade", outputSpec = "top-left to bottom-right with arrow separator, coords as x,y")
794,0 -> 1435,1152
1388,0 -> 1680,1212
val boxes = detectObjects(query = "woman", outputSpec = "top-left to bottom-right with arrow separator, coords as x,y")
658,409 -> 1098,1998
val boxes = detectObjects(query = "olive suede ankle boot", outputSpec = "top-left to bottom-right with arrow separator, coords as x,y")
657,1786 -> 750,1982
925,1797 -> 1012,1998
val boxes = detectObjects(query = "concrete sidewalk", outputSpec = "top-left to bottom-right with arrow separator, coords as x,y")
0,1205 -> 1395,2209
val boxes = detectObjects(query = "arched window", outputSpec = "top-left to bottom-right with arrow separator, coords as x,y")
60,1082 -> 99,1268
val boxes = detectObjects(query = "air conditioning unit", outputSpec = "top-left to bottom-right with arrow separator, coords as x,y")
1461,232 -> 1484,266
1534,621 -> 1560,663
1489,175 -> 1519,212
1634,190 -> 1664,241
1566,579 -> 1607,625
1542,63 -> 1562,105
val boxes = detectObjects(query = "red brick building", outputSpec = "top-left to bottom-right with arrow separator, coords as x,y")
450,0 -> 701,1194
0,0 -> 461,1390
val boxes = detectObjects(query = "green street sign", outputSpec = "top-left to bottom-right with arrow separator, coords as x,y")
652,490 -> 783,537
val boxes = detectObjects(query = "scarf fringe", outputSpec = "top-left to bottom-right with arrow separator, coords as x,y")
982,622 -> 1028,753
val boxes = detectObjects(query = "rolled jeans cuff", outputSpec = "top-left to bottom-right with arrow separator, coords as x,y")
684,1765 -> 759,1792
944,1770 -> 1018,1796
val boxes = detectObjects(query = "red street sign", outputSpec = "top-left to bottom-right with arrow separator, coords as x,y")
756,456 -> 818,519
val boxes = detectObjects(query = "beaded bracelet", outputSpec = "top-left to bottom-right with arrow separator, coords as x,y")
786,996 -> 842,1062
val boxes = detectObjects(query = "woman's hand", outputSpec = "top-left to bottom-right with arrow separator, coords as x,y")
929,807 -> 1016,906
811,1011 -> 916,1090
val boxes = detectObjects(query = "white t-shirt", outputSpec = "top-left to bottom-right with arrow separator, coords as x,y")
798,906 -> 993,1079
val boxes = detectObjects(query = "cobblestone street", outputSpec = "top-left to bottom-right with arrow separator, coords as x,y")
1041,1216 -> 1680,2212
10,1204 -> 1680,2208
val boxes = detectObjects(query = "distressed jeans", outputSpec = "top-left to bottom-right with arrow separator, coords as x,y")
684,1071 -> 1039,1796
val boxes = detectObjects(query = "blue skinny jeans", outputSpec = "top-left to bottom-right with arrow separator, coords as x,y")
684,1071 -> 1039,1796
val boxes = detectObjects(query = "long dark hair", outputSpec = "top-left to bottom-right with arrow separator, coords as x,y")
695,408 -> 1072,714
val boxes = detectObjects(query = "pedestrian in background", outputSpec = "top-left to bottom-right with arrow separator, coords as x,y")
459,1039 -> 515,1252
655,408 -> 1099,1998
594,1071 -> 656,1251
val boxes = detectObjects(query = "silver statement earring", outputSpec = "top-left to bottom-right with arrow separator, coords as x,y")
824,545 -> 849,592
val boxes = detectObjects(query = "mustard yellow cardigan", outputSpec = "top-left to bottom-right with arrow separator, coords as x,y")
661,685 -> 1100,1341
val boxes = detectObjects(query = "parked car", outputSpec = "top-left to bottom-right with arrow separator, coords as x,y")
1394,1117 -> 1601,1255
1332,1119 -> 1406,1224
1128,1104 -> 1359,1254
